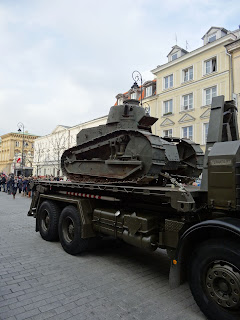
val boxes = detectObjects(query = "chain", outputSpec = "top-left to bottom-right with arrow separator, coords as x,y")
159,172 -> 188,193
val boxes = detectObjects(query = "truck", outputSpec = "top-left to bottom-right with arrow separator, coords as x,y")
28,96 -> 240,320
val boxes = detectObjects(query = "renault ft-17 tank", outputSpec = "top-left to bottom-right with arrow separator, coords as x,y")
61,99 -> 204,184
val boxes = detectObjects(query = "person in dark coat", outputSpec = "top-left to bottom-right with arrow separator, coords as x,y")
1,175 -> 6,192
12,177 -> 18,199
7,176 -> 11,195
22,178 -> 29,196
18,177 -> 23,194
27,178 -> 31,197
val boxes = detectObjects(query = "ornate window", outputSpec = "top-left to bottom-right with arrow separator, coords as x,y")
204,86 -> 217,105
203,123 -> 209,144
163,99 -> 173,115
164,74 -> 173,89
204,57 -> 217,74
183,66 -> 193,82
182,126 -> 193,140
182,93 -> 193,111
163,129 -> 173,137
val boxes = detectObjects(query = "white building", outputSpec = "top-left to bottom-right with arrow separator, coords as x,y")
33,116 -> 107,177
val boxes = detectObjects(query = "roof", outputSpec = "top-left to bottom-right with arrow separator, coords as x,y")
13,132 -> 39,136
57,125 -> 70,128
0,132 -> 40,138
167,45 -> 188,57
201,27 -> 228,39
225,37 -> 240,47
114,79 -> 157,105
51,125 -> 72,134
152,32 -> 237,74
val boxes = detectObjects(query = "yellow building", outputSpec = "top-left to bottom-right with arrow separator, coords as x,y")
0,132 -> 39,175
225,38 -> 240,109
151,27 -> 239,150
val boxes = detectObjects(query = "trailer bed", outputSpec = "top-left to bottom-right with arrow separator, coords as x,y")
31,180 -> 203,213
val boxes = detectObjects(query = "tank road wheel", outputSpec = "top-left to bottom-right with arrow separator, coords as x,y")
38,201 -> 60,241
58,205 -> 89,255
189,239 -> 240,320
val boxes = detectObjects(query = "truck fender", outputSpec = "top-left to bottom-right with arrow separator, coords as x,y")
35,195 -> 96,238
169,217 -> 240,289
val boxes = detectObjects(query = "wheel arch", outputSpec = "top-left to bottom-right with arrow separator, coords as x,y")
36,195 -> 96,238
169,217 -> 240,289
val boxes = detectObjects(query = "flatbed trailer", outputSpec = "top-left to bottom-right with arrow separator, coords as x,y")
29,175 -> 240,320
28,96 -> 240,320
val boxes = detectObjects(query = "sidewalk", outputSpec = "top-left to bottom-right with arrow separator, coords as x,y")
0,191 -> 206,320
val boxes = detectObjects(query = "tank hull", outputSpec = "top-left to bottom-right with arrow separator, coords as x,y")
61,99 -> 203,184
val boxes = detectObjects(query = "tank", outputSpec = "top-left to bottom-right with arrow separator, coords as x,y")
61,99 -> 204,185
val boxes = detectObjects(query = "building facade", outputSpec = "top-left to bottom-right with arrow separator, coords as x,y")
115,79 -> 157,128
225,38 -> 240,109
28,26 -> 240,179
32,116 -> 107,177
150,27 -> 240,150
0,132 -> 39,175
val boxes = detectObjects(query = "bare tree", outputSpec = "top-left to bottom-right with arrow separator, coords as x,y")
33,142 -> 46,176
33,129 -> 76,177
47,131 -> 68,175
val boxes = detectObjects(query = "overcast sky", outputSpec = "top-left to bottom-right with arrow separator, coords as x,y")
0,0 -> 240,137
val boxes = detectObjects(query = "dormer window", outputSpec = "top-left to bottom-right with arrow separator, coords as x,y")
167,45 -> 188,62
118,98 -> 123,105
208,33 -> 217,43
145,86 -> 152,97
131,92 -> 137,100
171,53 -> 178,61
202,27 -> 228,45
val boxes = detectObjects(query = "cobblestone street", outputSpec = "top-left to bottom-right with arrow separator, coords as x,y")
0,191 -> 206,320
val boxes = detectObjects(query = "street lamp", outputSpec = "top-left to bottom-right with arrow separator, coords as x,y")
131,70 -> 143,106
143,102 -> 151,115
17,122 -> 25,176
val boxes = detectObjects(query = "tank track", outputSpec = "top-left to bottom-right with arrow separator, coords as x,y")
61,129 -> 203,185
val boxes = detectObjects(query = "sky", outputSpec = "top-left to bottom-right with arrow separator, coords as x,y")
0,0 -> 240,137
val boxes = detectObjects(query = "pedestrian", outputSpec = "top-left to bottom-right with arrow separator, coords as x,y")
12,177 -> 18,199
27,178 -> 31,198
7,176 -> 11,195
18,176 -> 23,194
1,174 -> 6,192
22,178 -> 28,196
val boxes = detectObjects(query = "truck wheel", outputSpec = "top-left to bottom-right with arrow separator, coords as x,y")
189,239 -> 240,320
38,201 -> 60,241
58,205 -> 89,255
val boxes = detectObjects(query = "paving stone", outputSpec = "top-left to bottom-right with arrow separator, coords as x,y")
15,308 -> 41,320
0,191 -> 206,320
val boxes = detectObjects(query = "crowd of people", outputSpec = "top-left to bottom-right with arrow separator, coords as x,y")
0,174 -> 65,199
0,174 -> 34,199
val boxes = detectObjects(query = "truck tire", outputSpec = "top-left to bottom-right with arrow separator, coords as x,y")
189,239 -> 240,320
58,205 -> 89,255
38,200 -> 60,241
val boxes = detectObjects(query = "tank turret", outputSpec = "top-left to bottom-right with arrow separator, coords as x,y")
77,100 -> 157,145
